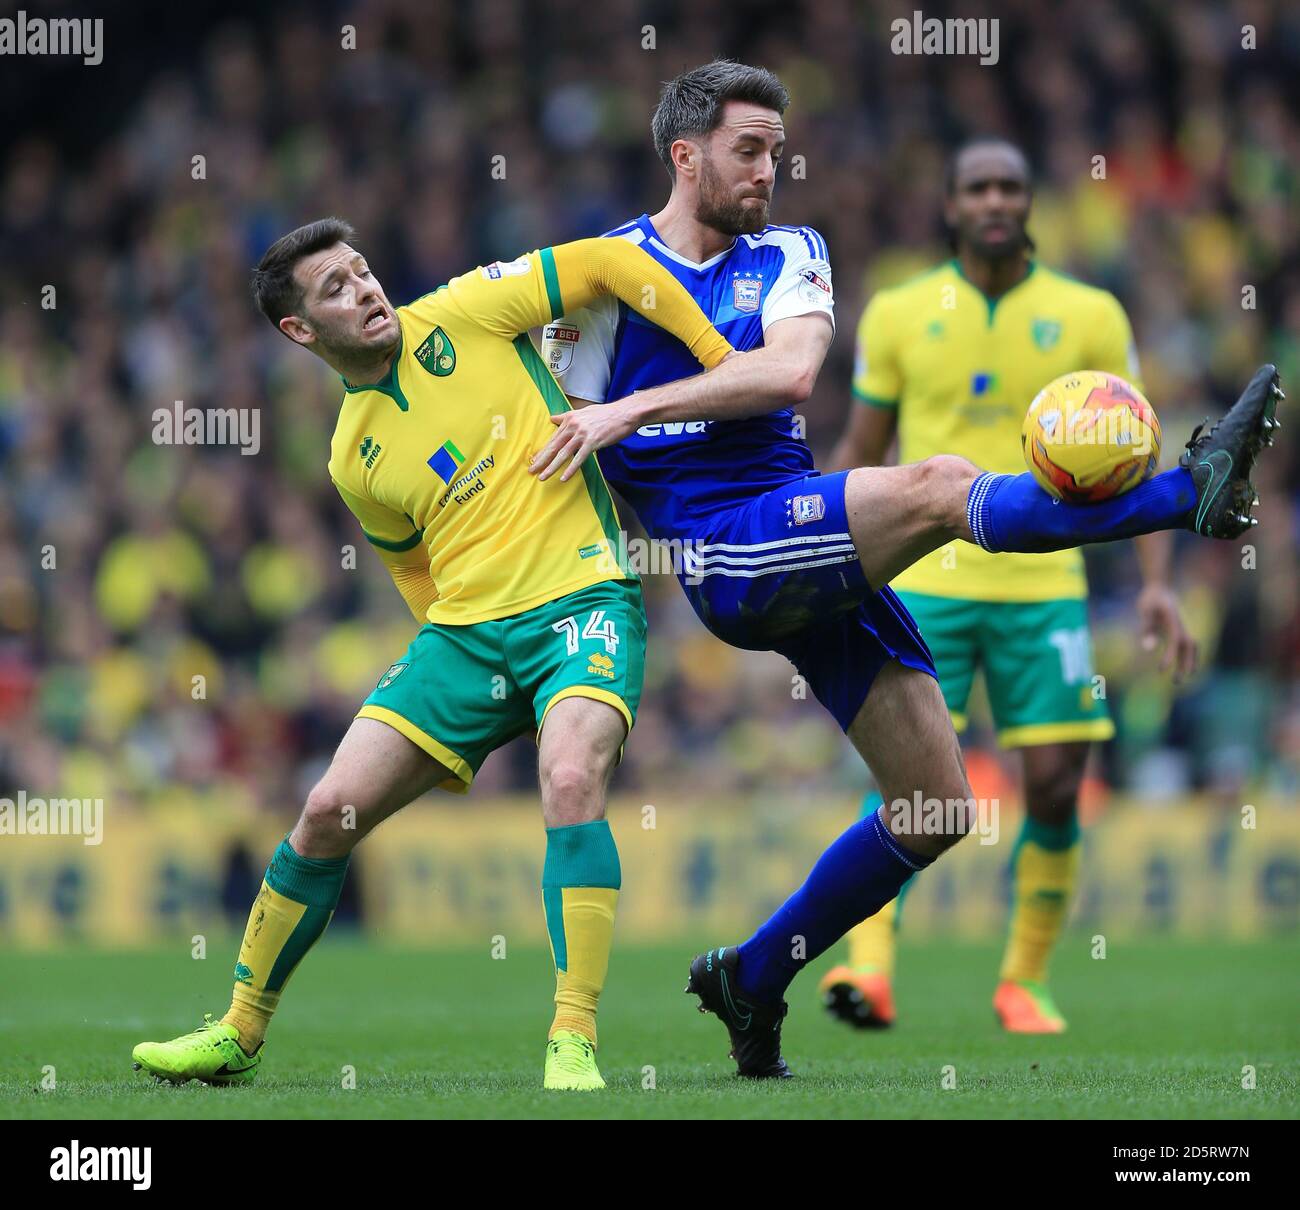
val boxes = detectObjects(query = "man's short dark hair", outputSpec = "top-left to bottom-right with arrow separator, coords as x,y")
943,137 -> 1029,197
651,59 -> 789,177
251,217 -> 358,327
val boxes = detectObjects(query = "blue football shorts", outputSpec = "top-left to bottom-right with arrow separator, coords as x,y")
680,469 -> 937,731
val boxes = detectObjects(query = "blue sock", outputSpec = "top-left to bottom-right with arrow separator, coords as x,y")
968,468 -> 1196,554
736,810 -> 933,1003
857,790 -> 918,923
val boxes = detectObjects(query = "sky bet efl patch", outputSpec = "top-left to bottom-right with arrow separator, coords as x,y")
543,322 -> 580,374
480,257 -> 531,279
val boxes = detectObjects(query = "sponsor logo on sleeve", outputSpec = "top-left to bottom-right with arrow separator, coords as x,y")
543,323 -> 580,374
480,257 -> 532,280
797,267 -> 833,305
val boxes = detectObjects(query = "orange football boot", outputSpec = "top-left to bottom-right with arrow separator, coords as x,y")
819,965 -> 896,1029
993,979 -> 1067,1033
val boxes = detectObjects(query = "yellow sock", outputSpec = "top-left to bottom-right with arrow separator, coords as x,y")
542,820 -> 620,1047
550,887 -> 619,1043
221,838 -> 348,1051
846,897 -> 898,977
999,819 -> 1080,984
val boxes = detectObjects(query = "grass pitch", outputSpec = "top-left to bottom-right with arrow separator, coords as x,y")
2,937 -> 1295,1119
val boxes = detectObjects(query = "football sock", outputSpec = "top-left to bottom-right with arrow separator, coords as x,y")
844,793 -> 913,976
222,837 -> 349,1052
736,807 -> 933,1003
846,897 -> 899,975
542,820 -> 621,1047
969,468 -> 1196,554
999,816 -> 1080,984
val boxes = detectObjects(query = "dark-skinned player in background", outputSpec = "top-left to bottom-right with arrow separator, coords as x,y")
819,138 -> 1197,1034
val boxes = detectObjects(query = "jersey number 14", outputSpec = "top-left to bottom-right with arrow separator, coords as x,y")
552,610 -> 620,657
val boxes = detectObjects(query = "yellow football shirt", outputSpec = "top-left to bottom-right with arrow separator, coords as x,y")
328,240 -> 732,625
852,259 -> 1141,601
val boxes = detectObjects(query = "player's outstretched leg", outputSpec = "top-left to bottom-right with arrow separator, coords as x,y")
688,662 -> 972,1076
967,364 -> 1283,553
843,365 -> 1283,590
131,718 -> 447,1086
537,696 -> 627,1092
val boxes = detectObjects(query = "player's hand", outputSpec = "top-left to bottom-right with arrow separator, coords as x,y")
529,403 -> 639,482
1136,584 -> 1198,683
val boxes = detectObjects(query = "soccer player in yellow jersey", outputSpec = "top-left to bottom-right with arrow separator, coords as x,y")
131,217 -> 731,1090
820,140 -> 1199,1033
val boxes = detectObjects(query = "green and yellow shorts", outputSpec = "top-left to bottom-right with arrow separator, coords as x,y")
895,590 -> 1114,749
358,579 -> 646,794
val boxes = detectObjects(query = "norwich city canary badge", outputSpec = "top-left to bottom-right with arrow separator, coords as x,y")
415,327 -> 456,376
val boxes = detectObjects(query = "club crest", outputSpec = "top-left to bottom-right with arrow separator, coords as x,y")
415,327 -> 456,376
790,494 -> 826,525
732,276 -> 762,313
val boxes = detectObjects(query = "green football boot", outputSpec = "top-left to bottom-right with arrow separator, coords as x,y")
543,1029 -> 605,1091
132,1013 -> 261,1085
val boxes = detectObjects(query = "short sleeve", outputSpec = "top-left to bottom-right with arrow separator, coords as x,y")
761,227 -> 835,333
851,293 -> 900,408
333,478 -> 423,552
541,297 -> 618,403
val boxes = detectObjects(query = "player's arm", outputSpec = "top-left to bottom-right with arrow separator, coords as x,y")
447,240 -> 732,370
593,312 -> 831,421
1134,527 -> 1196,681
827,403 -> 896,472
531,231 -> 838,481
333,479 -> 436,622
1091,293 -> 1197,681
828,292 -> 901,471
530,314 -> 830,481
642,313 -> 832,416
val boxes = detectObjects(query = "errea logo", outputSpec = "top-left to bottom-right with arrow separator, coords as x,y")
50,1140 -> 151,1190
359,435 -> 381,468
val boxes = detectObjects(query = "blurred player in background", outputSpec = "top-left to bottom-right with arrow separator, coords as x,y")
532,67 -> 1279,1076
819,140 -> 1198,1033
130,219 -> 732,1092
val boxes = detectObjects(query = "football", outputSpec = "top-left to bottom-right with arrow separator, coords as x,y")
1022,370 -> 1162,502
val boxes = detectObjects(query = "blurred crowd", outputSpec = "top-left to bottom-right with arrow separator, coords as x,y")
1,0 -> 1298,820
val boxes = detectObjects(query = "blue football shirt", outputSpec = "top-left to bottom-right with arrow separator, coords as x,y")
541,213 -> 835,541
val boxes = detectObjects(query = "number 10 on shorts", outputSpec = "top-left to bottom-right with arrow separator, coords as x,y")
552,610 -> 620,656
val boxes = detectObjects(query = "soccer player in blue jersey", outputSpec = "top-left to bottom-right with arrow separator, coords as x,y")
530,60 -> 1282,1078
